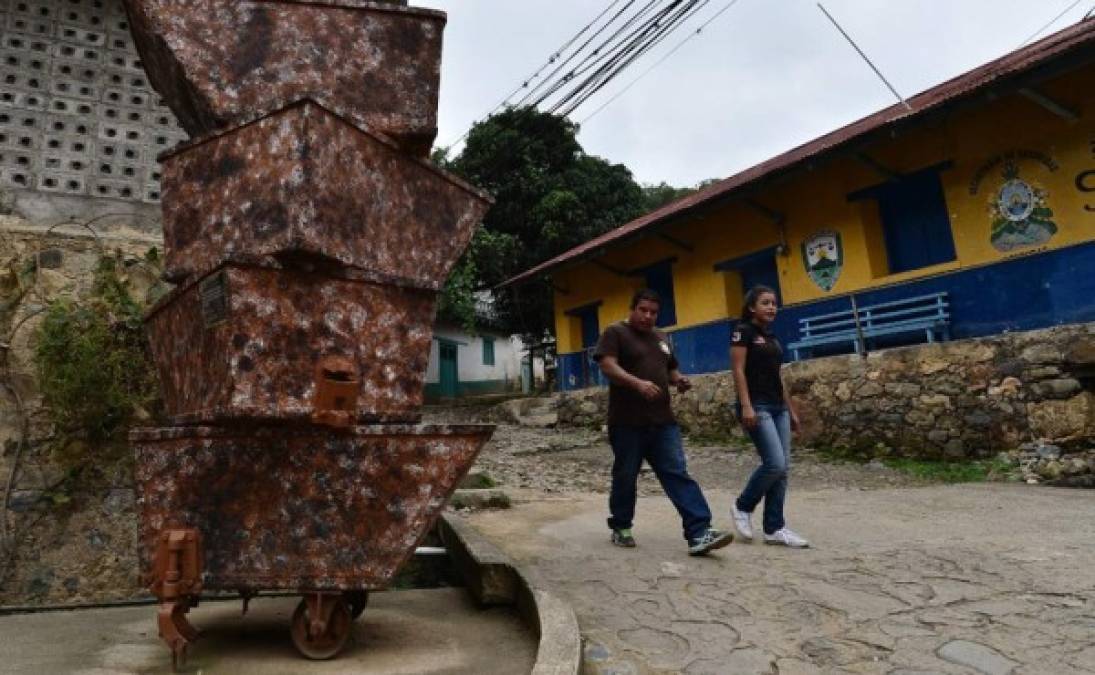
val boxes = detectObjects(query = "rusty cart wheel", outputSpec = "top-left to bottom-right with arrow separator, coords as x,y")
344,590 -> 369,620
290,596 -> 353,660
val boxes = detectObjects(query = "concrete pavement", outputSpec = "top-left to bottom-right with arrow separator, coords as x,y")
467,484 -> 1095,674
0,588 -> 536,674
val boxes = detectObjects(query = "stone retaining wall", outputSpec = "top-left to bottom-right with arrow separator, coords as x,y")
555,372 -> 740,436
1,216 -> 161,604
556,323 -> 1095,459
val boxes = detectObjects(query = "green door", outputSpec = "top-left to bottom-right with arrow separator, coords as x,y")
439,342 -> 459,399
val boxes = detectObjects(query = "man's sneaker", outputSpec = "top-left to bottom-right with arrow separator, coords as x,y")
731,504 -> 754,542
611,528 -> 636,548
687,528 -> 734,556
763,528 -> 809,548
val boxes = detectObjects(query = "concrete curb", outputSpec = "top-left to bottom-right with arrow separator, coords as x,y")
438,514 -> 581,675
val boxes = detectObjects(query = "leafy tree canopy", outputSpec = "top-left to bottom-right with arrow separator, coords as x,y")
437,106 -> 707,341
641,182 -> 698,211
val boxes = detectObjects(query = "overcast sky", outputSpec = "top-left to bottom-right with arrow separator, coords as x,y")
428,0 -> 1092,187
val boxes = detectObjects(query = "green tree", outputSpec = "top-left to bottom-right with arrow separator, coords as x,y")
441,107 -> 652,340
641,181 -> 697,211
33,252 -> 165,469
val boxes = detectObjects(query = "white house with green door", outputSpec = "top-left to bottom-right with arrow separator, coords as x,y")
424,323 -> 528,401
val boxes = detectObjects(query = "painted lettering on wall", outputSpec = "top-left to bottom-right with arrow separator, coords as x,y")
1079,170 -> 1095,212
1078,138 -> 1094,213
970,150 -> 1059,252
968,150 -> 1058,196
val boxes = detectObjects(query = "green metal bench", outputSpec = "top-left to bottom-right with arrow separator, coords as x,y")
787,292 -> 950,361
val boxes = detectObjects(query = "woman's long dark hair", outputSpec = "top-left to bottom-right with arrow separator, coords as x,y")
741,285 -> 777,323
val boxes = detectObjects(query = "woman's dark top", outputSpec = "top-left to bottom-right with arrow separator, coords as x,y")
731,320 -> 784,405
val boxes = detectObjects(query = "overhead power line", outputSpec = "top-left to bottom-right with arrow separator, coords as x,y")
521,0 -> 706,112
447,0 -> 717,146
549,0 -> 712,116
512,0 -> 664,109
496,0 -> 628,109
445,0 -> 631,148
1019,0 -> 1085,47
580,0 -> 744,124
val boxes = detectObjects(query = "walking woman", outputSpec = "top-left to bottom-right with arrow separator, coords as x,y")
730,285 -> 809,548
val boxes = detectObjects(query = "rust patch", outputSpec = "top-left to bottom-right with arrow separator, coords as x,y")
312,355 -> 359,428
122,0 -> 446,154
132,424 -> 492,590
158,102 -> 490,288
146,264 -> 437,424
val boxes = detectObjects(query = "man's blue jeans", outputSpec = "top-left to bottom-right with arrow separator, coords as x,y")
607,424 -> 712,541
735,404 -> 791,535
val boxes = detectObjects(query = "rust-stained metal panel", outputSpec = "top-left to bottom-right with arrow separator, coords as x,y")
159,101 -> 490,289
132,424 -> 493,590
146,264 -> 436,424
122,0 -> 445,154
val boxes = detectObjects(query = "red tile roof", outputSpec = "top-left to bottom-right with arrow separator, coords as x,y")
500,18 -> 1095,288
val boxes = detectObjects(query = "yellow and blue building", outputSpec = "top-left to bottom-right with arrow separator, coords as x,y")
503,20 -> 1095,391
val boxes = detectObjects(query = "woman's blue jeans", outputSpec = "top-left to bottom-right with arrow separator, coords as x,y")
735,404 -> 791,535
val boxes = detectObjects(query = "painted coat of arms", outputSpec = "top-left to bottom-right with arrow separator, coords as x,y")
801,230 -> 843,291
989,161 -> 1058,251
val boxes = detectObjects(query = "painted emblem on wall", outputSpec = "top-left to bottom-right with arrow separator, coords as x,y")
969,150 -> 1059,253
988,162 -> 1058,251
801,230 -> 843,291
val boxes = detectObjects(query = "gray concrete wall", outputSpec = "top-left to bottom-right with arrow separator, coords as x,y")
0,0 -> 187,220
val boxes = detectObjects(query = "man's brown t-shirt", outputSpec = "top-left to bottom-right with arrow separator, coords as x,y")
593,321 -> 679,426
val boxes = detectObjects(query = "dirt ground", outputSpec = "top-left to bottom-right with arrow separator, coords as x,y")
468,423 -> 937,497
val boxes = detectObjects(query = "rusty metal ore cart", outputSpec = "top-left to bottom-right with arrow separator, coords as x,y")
123,0 -> 495,667
132,424 -> 492,661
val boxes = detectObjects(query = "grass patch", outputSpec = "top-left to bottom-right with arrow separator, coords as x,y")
881,458 -> 1011,483
686,429 -> 747,447
458,471 -> 498,489
815,445 -> 1011,483
813,445 -> 873,463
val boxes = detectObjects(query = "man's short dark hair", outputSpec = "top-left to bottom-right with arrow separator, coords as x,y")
630,288 -> 661,309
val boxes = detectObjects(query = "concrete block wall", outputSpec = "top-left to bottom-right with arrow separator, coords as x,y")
0,0 -> 186,206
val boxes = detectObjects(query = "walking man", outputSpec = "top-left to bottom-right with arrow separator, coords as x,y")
594,289 -> 734,556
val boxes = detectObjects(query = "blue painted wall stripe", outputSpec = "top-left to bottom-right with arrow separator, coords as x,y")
557,241 -> 1095,390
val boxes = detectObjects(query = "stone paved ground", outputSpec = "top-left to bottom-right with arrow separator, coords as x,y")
462,425 -> 1095,674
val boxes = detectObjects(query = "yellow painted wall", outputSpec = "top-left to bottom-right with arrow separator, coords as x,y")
555,64 -> 1095,354
553,204 -> 778,353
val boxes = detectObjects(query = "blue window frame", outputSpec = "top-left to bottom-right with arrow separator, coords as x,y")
564,302 -> 606,388
872,169 -> 957,274
579,309 -> 600,349
738,255 -> 780,300
482,337 -> 495,366
640,259 -> 677,327
564,302 -> 603,349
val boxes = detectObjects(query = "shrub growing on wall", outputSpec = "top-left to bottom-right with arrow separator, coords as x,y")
32,252 -> 163,468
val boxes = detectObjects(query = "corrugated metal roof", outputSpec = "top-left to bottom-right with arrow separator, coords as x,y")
501,18 -> 1095,288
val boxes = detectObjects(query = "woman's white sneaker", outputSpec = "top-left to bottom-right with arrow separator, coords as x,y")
731,505 -> 754,542
763,528 -> 809,548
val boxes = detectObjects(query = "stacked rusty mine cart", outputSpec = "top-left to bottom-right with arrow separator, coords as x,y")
122,0 -> 493,667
